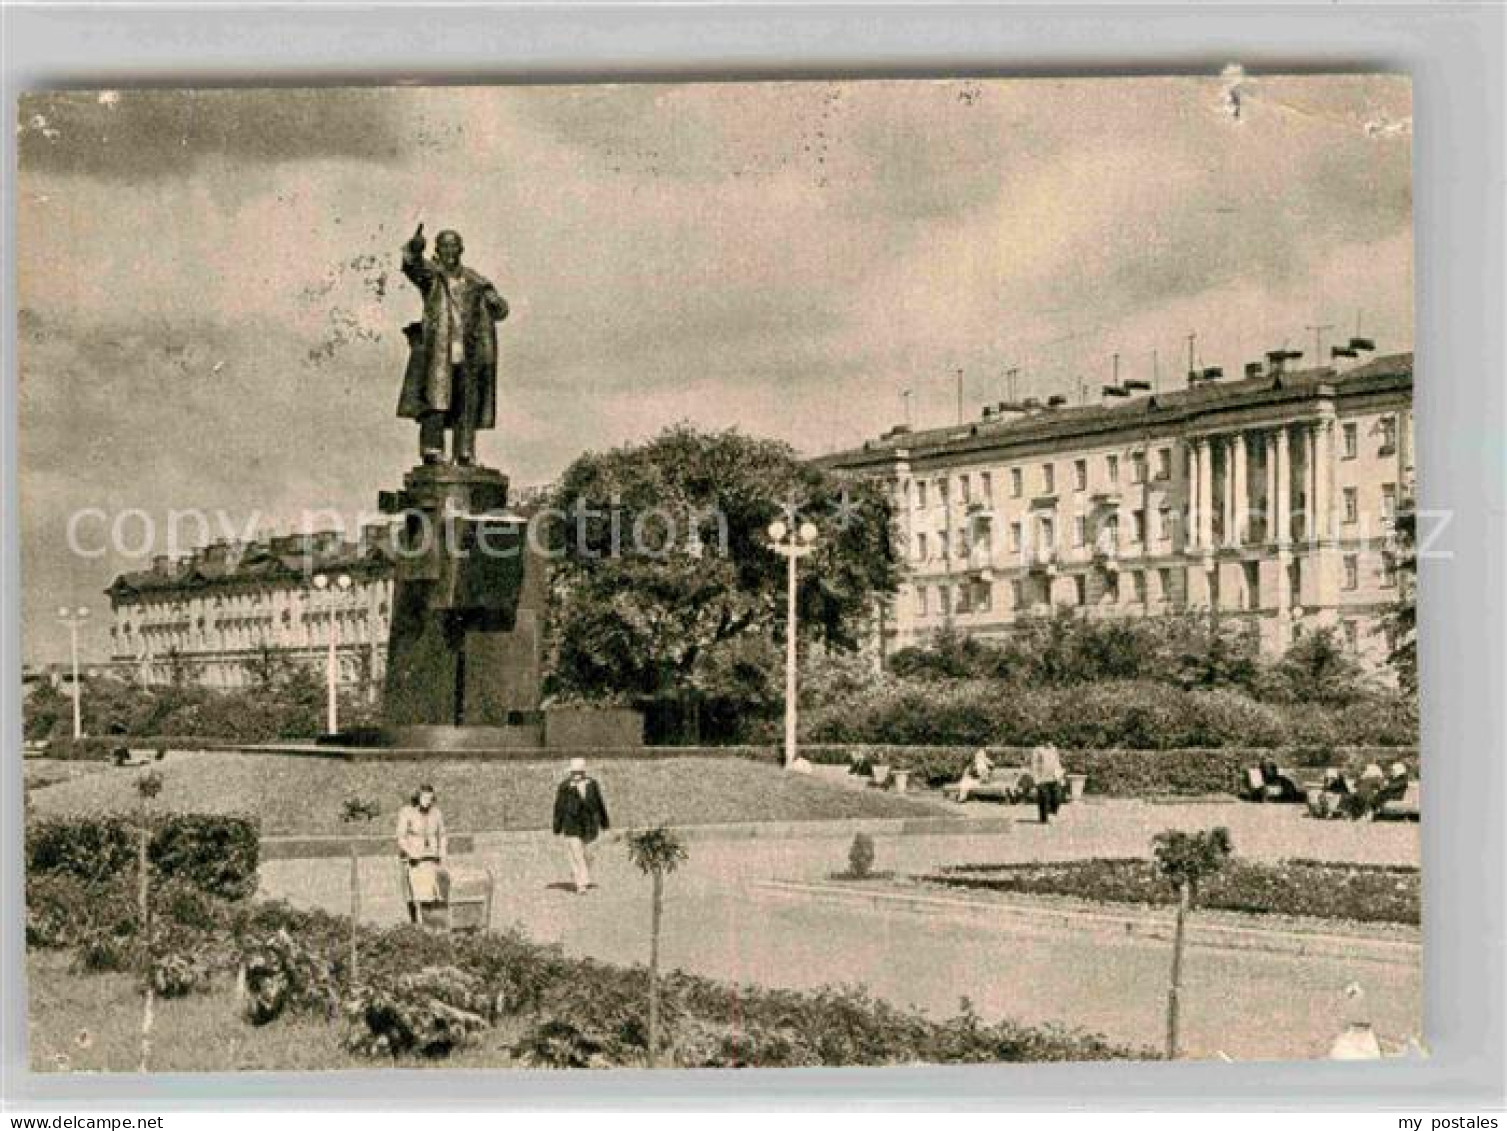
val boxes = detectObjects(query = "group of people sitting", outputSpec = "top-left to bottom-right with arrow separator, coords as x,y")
1307,761 -> 1414,820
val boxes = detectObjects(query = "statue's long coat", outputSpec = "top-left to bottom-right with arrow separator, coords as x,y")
396,247 -> 508,428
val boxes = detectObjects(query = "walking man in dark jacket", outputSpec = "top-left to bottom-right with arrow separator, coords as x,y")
553,757 -> 611,894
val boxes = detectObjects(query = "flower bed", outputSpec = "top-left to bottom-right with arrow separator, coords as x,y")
927,858 -> 1419,926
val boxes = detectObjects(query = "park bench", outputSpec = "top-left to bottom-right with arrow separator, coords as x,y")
1375,780 -> 1421,821
942,768 -> 1080,805
1238,764 -> 1306,803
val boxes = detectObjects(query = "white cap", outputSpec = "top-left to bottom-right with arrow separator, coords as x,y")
569,757 -> 587,773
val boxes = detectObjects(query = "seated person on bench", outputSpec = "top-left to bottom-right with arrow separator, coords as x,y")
1341,763 -> 1386,819
1260,758 -> 1303,802
954,748 -> 995,802
1377,762 -> 1411,806
1307,767 -> 1349,817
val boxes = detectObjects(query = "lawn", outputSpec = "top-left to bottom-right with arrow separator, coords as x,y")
28,951 -> 537,1072
23,758 -> 114,793
25,751 -> 953,836
926,858 -> 1420,926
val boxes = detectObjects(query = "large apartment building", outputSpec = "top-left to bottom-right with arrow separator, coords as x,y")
822,352 -> 1414,671
104,529 -> 395,694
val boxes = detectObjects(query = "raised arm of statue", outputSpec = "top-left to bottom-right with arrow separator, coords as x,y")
401,223 -> 434,291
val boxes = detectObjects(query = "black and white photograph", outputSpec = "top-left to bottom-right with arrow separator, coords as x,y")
16,74 -> 1419,1073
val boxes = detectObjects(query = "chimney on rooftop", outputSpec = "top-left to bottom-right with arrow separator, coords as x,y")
984,400 -> 1028,423
1266,349 -> 1304,377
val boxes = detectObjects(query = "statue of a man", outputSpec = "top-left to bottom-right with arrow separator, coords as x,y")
396,223 -> 509,466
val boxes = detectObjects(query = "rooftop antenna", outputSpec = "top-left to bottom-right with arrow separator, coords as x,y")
1347,312 -> 1375,353
955,367 -> 964,426
1185,332 -> 1198,383
901,388 -> 913,430
1306,323 -> 1335,368
1004,366 -> 1020,403
1152,348 -> 1161,394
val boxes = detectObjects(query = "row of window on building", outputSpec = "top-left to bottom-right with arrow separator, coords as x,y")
913,551 -> 1398,620
117,604 -> 388,655
910,483 -> 1401,565
903,417 -> 1400,512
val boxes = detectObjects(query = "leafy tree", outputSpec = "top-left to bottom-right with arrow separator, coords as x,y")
883,610 -> 1260,692
625,826 -> 689,1066
22,679 -> 69,741
799,646 -> 886,709
1382,497 -> 1418,693
1152,827 -> 1232,1060
1269,625 -> 1368,705
1159,613 -> 1260,693
889,625 -> 1020,682
546,426 -> 898,740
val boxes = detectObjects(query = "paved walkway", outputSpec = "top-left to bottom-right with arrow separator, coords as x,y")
258,800 -> 1420,1062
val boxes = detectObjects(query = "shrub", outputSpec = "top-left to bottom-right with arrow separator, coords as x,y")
848,833 -> 876,878
803,667 -> 1416,751
1265,627 -> 1371,705
236,927 -> 340,1025
148,932 -> 216,998
26,814 -> 260,901
672,1019 -> 821,1068
149,814 -> 261,901
512,1018 -> 625,1068
343,966 -> 492,1058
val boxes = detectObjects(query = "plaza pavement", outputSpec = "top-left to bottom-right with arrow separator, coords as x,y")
258,798 -> 1420,1062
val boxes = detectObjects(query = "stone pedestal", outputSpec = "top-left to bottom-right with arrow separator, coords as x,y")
376,463 -> 545,740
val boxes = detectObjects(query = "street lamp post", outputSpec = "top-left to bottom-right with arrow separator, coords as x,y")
312,573 -> 353,735
766,518 -> 819,769
56,605 -> 90,739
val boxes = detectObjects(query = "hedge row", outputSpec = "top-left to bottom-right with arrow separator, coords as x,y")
928,858 -> 1421,925
30,735 -> 231,762
800,679 -> 1416,751
26,813 -> 261,901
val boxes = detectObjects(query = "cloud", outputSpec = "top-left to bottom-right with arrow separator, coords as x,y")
17,89 -> 408,179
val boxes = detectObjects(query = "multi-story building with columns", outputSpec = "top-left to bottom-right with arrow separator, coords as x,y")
822,352 -> 1413,671
104,528 -> 395,695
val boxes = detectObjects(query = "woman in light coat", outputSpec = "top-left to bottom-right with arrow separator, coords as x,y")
396,784 -> 448,923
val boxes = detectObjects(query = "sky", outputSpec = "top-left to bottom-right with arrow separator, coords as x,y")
16,75 -> 1413,663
